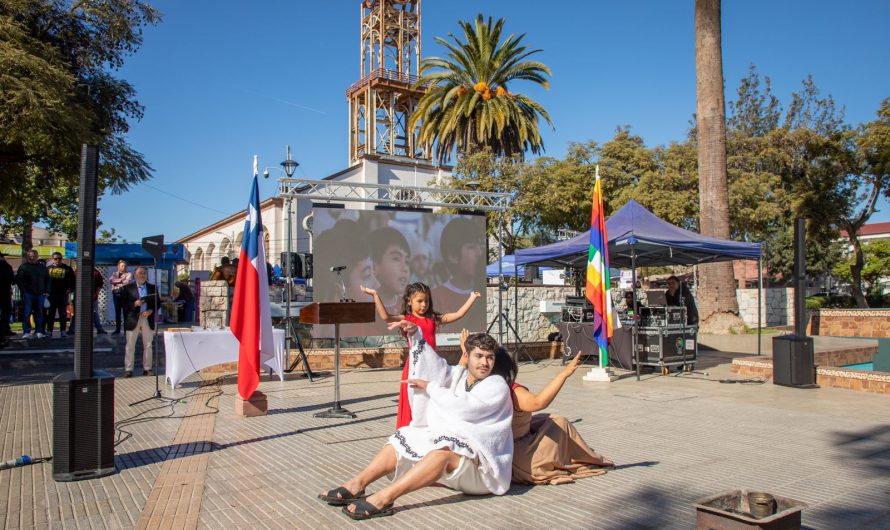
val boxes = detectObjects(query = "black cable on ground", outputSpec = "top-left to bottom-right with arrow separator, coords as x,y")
114,375 -> 229,447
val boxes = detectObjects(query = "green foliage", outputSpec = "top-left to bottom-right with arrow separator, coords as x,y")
411,14 -> 552,164
97,227 -> 126,244
833,240 -> 890,291
806,295 -> 827,310
0,0 -> 160,240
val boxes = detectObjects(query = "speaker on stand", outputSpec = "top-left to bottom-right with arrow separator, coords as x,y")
52,145 -> 116,481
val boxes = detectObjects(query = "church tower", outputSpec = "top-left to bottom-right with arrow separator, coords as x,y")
346,0 -> 430,165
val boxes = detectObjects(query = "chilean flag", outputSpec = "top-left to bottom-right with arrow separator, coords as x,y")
230,176 -> 274,400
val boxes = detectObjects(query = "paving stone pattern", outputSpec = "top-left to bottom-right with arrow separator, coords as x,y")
2,352 -> 890,529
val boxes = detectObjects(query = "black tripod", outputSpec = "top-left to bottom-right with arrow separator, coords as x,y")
284,313 -> 315,380
129,260 -> 176,407
487,302 -> 535,364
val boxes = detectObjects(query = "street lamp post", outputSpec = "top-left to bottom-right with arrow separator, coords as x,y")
279,146 -> 313,380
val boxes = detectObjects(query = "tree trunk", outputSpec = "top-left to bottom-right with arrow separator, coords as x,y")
695,0 -> 741,331
21,218 -> 33,256
847,233 -> 869,308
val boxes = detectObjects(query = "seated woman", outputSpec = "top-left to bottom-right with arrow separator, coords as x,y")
484,342 -> 613,485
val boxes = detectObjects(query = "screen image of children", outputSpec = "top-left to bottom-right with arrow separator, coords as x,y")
430,217 -> 486,330
310,219 -> 381,338
368,227 -> 411,316
314,219 -> 376,303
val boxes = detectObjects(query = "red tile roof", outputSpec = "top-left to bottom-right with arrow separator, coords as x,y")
840,222 -> 890,238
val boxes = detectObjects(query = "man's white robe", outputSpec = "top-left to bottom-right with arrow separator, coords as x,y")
388,328 -> 513,495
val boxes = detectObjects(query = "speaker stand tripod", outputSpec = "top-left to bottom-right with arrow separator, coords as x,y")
487,307 -> 535,364
283,314 -> 315,380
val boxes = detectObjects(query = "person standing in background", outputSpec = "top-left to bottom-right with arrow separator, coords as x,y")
46,252 -> 75,337
15,250 -> 49,338
0,252 -> 14,337
109,260 -> 132,335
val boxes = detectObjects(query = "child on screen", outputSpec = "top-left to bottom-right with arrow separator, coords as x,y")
361,282 -> 480,429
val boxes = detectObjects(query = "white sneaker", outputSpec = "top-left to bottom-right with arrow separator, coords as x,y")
27,332 -> 36,338
35,333 -> 46,339
60,331 -> 68,338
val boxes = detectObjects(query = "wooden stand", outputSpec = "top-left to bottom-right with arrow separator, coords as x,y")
299,302 -> 375,419
236,391 -> 268,417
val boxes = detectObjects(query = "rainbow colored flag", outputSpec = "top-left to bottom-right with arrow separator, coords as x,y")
584,166 -> 617,368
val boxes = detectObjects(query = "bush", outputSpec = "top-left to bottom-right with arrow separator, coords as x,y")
806,295 -> 827,310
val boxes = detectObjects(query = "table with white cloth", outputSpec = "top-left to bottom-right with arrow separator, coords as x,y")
164,328 -> 286,388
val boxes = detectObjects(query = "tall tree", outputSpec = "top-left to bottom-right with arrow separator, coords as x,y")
0,0 -> 159,250
410,15 -> 552,164
694,0 -> 741,331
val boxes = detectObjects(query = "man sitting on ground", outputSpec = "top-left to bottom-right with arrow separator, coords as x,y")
319,325 -> 513,520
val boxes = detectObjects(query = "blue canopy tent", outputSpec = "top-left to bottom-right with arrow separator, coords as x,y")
514,200 -> 761,268
486,255 -> 525,277
514,200 -> 766,362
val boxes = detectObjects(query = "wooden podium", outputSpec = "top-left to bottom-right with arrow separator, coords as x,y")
300,302 -> 375,418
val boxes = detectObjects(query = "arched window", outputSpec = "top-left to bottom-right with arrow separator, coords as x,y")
193,247 -> 204,271
235,231 -> 244,250
206,243 -> 216,268
263,229 -> 271,259
219,238 -> 231,260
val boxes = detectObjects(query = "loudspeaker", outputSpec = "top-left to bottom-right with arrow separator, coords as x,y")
52,371 -> 116,481
141,235 -> 166,261
772,335 -> 817,388
280,252 -> 301,278
299,252 -> 313,279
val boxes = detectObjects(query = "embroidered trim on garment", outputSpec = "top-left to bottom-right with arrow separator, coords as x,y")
410,337 -> 427,369
433,435 -> 472,452
393,431 -> 421,459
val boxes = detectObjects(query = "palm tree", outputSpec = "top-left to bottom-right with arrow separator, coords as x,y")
410,15 -> 553,164
695,0 -> 742,329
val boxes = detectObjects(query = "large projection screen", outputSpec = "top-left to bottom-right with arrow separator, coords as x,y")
311,208 -> 487,338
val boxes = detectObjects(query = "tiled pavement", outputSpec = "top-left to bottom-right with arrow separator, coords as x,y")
2,339 -> 890,529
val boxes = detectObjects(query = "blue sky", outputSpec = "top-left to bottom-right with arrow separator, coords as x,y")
100,0 -> 890,242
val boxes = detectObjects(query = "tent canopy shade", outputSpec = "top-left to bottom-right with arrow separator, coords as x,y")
514,200 -> 761,268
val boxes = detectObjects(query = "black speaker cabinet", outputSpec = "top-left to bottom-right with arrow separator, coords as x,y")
52,371 -> 116,481
280,252 -> 301,278
772,335 -> 818,388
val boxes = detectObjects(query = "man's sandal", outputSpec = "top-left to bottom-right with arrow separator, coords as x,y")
317,487 -> 366,506
341,499 -> 395,520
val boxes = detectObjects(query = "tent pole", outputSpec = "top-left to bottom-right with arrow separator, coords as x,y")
497,213 -> 504,344
631,245 -> 640,381
758,247 -> 764,356
514,261 -> 520,343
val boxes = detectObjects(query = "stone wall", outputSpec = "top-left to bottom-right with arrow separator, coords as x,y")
485,284 -> 575,342
809,309 -> 890,338
199,280 -> 230,329
731,357 -> 890,394
736,288 -> 794,328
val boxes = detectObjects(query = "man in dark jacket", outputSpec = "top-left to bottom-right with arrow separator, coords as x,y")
46,252 -> 75,337
15,249 -> 49,338
122,267 -> 158,377
0,252 -> 13,336
666,275 -> 699,325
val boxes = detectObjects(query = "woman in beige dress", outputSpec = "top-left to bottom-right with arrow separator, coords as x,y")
478,336 -> 613,485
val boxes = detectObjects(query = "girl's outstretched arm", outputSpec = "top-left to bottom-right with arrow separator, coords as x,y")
440,291 -> 481,324
361,285 -> 403,323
